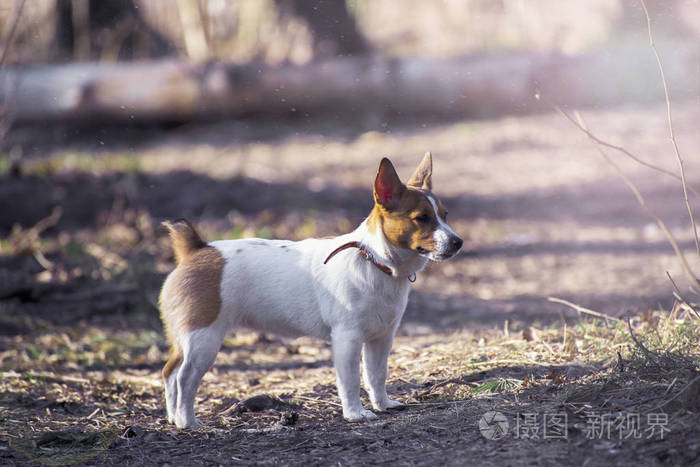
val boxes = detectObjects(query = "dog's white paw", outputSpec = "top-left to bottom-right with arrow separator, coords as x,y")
175,416 -> 204,429
372,397 -> 403,411
343,408 -> 378,422
191,417 -> 204,427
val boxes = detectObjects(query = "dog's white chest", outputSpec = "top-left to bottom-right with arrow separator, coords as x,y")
210,237 -> 412,341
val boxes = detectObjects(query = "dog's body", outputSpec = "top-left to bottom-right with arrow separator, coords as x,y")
159,154 -> 462,428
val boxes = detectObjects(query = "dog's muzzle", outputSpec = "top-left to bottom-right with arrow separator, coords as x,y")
433,233 -> 463,260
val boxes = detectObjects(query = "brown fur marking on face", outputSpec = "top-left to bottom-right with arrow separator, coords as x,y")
368,155 -> 447,253
159,245 -> 226,344
368,186 -> 446,253
373,158 -> 405,210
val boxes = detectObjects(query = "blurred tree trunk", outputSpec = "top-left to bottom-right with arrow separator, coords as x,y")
53,0 -> 174,62
276,0 -> 369,58
176,0 -> 209,62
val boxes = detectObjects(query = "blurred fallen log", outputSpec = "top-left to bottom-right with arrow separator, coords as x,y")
46,283 -> 137,303
0,43 -> 697,123
0,268 -> 33,300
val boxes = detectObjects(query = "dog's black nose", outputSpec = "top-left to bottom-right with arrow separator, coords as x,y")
451,236 -> 463,251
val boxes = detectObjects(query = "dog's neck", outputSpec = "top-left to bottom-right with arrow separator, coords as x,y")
351,217 -> 429,279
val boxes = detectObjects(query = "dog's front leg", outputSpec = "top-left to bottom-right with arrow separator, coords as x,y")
331,329 -> 378,421
363,332 -> 403,411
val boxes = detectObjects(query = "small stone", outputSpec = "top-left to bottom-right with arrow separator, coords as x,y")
280,412 -> 298,426
239,394 -> 275,412
522,326 -> 538,342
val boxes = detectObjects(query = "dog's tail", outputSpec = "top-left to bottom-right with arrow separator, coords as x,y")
162,218 -> 207,265
162,342 -> 183,380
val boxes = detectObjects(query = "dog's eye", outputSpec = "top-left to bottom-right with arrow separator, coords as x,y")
414,214 -> 431,224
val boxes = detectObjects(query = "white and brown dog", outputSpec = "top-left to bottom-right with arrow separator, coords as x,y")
159,153 -> 462,428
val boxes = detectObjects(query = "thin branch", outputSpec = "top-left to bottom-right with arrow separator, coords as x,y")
666,271 -> 700,320
32,249 -> 54,271
547,99 -> 699,198
547,297 -> 625,324
626,317 -> 659,364
2,371 -> 91,385
8,206 -> 62,271
640,0 -> 699,257
658,375 -> 700,411
293,395 -> 342,407
568,110 -> 700,293
405,400 -> 470,407
467,358 -> 541,367
32,205 -> 62,233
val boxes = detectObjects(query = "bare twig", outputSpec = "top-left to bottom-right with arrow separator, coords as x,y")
658,374 -> 700,411
4,207 -> 62,273
32,206 -> 62,233
663,376 -> 678,396
405,400 -> 470,407
666,271 -> 700,319
468,358 -> 541,367
548,296 -> 625,324
546,100 -> 699,198
293,395 -> 342,408
545,103 -> 700,292
2,371 -> 91,385
626,318 -> 659,364
32,249 -> 54,271
640,0 -> 699,257
575,111 -> 700,293
9,206 -> 63,271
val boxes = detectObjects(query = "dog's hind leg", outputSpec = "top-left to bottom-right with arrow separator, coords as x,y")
174,327 -> 225,428
162,344 -> 183,424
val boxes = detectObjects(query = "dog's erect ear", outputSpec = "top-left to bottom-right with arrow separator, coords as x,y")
407,152 -> 433,190
374,158 -> 404,209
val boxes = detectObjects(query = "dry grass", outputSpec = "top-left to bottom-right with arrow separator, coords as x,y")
1,95 -> 698,463
1,300 -> 699,465
0,2 -> 698,463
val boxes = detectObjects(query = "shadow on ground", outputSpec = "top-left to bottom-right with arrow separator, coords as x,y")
0,162 -> 686,337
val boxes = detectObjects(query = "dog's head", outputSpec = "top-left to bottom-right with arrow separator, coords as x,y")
369,153 -> 462,261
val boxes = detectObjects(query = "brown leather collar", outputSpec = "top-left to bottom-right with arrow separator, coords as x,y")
324,241 -> 393,276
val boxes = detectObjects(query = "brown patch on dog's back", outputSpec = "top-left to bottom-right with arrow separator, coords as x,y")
159,219 -> 225,381
160,246 -> 226,342
159,221 -> 226,379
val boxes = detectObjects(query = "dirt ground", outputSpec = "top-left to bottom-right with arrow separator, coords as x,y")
1,100 -> 699,465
